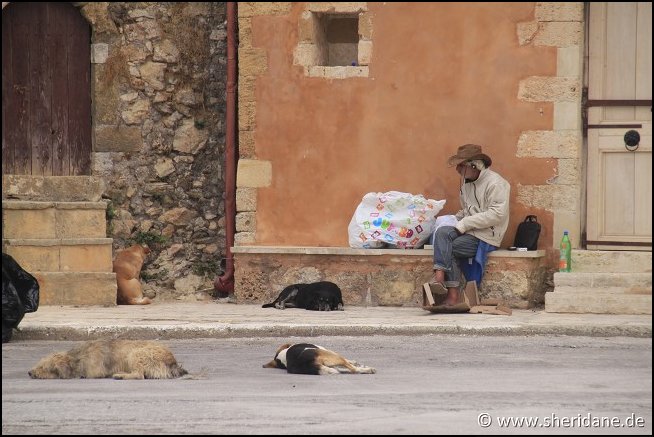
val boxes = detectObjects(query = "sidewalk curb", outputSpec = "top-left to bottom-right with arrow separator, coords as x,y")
14,324 -> 652,341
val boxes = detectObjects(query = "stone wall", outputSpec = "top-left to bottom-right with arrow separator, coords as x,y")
233,248 -> 549,309
81,2 -> 227,301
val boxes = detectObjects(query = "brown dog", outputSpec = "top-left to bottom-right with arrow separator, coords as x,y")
28,340 -> 188,379
113,244 -> 152,305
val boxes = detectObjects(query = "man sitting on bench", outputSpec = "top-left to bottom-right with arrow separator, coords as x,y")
429,144 -> 510,307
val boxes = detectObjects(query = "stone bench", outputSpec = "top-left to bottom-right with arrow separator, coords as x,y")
232,246 -> 548,308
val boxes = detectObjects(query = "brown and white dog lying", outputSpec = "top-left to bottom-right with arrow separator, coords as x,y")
263,343 -> 376,375
28,340 -> 187,380
113,244 -> 152,305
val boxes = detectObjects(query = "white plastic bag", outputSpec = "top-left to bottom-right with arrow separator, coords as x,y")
433,214 -> 458,234
348,191 -> 446,249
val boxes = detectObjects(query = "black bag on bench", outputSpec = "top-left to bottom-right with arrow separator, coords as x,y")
513,215 -> 541,251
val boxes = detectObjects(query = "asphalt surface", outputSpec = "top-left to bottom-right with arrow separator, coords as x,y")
2,335 -> 651,435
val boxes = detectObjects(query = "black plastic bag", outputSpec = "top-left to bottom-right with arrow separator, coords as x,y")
513,215 -> 541,251
2,253 -> 40,343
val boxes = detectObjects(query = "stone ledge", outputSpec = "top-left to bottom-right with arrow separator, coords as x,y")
306,66 -> 369,79
2,200 -> 107,210
4,238 -> 113,246
232,245 -> 545,258
488,249 -> 546,258
306,2 -> 368,13
2,201 -> 54,209
2,175 -> 105,202
232,245 -> 432,256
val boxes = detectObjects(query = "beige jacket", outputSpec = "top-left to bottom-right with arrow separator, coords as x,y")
454,168 -> 510,247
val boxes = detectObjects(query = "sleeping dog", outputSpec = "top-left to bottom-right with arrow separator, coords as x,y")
28,340 -> 187,380
262,281 -> 344,311
263,343 -> 376,375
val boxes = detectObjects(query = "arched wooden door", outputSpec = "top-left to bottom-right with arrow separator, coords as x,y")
2,2 -> 91,176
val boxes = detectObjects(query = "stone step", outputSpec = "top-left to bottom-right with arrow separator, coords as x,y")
2,175 -> 105,202
33,272 -> 117,306
2,200 -> 107,239
553,286 -> 651,295
545,291 -> 651,315
570,250 -> 652,273
3,238 -> 114,273
554,272 -> 652,291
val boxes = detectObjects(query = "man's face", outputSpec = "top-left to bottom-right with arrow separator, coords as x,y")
456,161 -> 480,179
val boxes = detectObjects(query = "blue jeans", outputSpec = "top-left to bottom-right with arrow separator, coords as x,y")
432,226 -> 480,289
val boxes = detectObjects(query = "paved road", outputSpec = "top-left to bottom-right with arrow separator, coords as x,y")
2,335 -> 652,435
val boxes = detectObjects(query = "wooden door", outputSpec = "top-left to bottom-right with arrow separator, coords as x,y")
2,2 -> 91,176
587,2 -> 652,250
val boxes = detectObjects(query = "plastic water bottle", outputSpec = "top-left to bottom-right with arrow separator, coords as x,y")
559,230 -> 572,272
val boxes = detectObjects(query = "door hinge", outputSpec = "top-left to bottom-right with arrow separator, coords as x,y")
582,87 -> 589,136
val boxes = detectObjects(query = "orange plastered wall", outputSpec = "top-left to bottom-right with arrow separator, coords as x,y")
248,3 -> 557,248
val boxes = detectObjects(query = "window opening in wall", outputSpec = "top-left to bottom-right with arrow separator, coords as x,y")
295,8 -> 370,78
321,14 -> 359,66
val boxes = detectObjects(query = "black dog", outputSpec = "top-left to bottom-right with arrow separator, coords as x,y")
262,281 -> 344,311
